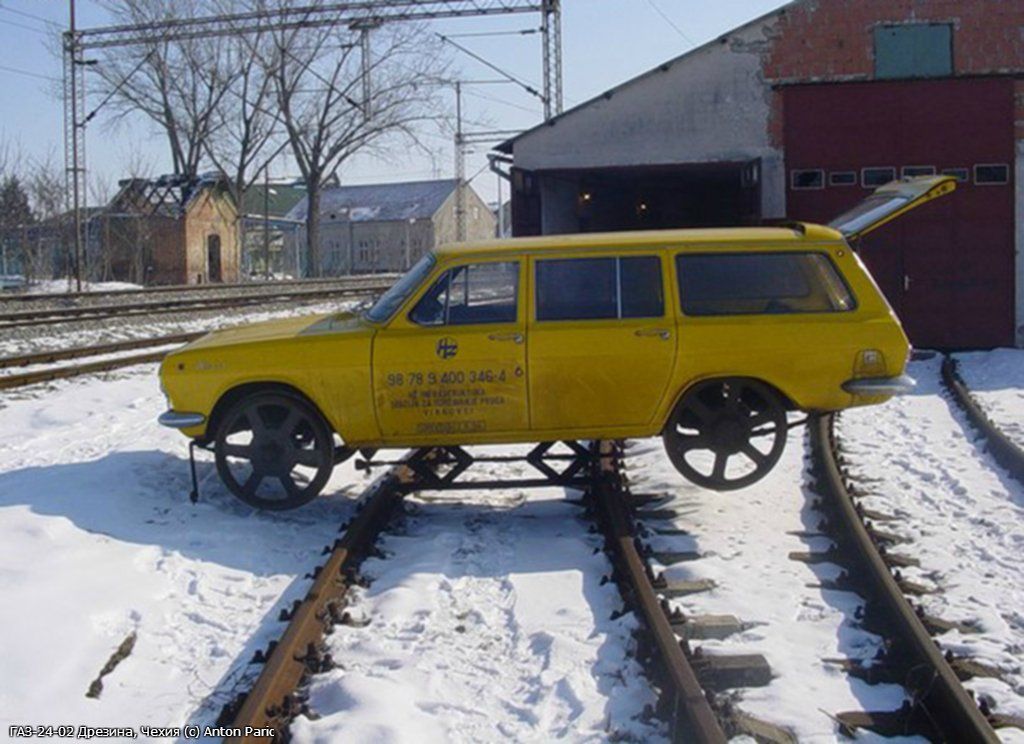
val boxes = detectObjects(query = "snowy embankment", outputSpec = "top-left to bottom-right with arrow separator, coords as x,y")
294,459 -> 661,742
839,356 -> 1024,740
0,366 -> 372,735
954,348 -> 1024,450
622,428 -> 916,741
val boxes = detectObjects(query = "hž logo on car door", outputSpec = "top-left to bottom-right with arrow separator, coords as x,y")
436,336 -> 458,359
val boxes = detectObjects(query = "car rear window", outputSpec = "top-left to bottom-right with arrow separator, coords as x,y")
536,256 -> 664,321
675,252 -> 855,316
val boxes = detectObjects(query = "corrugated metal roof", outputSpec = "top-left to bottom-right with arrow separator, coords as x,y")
285,179 -> 458,223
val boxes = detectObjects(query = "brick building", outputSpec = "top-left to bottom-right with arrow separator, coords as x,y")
498,0 -> 1024,349
103,174 -> 239,285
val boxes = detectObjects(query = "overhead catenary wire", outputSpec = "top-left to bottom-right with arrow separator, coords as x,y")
644,0 -> 697,46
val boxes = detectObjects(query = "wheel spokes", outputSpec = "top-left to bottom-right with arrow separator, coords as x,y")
741,443 -> 768,466
711,452 -> 728,481
222,443 -> 252,459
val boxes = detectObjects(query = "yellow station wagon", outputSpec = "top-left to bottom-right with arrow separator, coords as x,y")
159,177 -> 954,509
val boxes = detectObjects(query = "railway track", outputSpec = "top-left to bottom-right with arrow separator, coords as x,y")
811,413 -> 1005,740
0,279 -> 392,330
0,331 -> 207,391
941,354 -> 1024,484
219,452 -> 429,743
0,275 -> 397,306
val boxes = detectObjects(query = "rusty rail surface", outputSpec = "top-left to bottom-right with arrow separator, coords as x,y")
223,457 -> 425,743
810,415 -> 998,742
0,281 -> 391,329
941,355 -> 1024,485
0,350 -> 173,390
0,275 -> 397,304
589,441 -> 727,744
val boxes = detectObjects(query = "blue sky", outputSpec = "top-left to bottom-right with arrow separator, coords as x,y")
0,1 -> 786,202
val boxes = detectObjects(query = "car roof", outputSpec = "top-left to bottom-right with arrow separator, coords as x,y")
435,223 -> 844,258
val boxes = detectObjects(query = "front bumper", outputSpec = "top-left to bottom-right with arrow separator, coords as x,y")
842,374 -> 916,396
158,410 -> 207,429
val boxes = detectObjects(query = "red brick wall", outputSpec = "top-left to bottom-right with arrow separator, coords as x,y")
763,0 -> 1024,83
1016,80 -> 1024,141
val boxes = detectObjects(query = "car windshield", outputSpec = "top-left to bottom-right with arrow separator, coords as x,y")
364,253 -> 437,323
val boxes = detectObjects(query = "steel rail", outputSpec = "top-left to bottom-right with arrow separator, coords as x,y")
589,441 -> 727,744
0,350 -> 172,391
224,454 -> 427,743
941,355 -> 1024,485
0,332 -> 204,370
0,284 -> 389,329
810,414 -> 998,742
0,275 -> 396,304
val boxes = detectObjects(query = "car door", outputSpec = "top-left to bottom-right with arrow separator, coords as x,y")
527,252 -> 677,431
371,258 -> 528,441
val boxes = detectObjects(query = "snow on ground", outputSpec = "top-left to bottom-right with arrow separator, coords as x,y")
293,450 -> 662,743
954,348 -> 1024,450
0,365 -> 377,737
622,428 -> 919,742
0,298 -> 363,359
15,279 -> 144,295
839,356 -> 1024,740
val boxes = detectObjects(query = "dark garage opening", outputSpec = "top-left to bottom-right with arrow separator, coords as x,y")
512,160 -> 761,236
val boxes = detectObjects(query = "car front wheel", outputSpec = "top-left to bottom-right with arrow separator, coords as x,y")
214,391 -> 334,510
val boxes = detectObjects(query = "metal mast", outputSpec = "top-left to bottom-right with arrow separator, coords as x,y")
541,0 -> 563,118
63,0 -> 87,292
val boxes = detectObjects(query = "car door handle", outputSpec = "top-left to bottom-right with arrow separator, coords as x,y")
635,328 -> 671,340
488,332 -> 524,344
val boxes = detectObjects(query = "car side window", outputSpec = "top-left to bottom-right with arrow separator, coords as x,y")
536,255 -> 664,321
409,261 -> 519,326
675,252 -> 856,316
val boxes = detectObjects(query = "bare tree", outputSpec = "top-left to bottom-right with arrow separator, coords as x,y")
97,0 -> 239,179
24,153 -> 66,286
266,16 -> 449,276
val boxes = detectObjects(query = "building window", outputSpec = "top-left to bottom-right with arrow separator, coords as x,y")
974,164 -> 1009,186
790,169 -> 825,190
942,168 -> 969,183
902,165 -> 936,178
862,167 -> 896,188
874,23 -> 953,80
829,171 -> 857,187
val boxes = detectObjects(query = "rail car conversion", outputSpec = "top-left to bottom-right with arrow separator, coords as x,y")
158,176 -> 955,509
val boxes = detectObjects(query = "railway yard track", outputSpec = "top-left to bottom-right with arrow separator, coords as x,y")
0,276 -> 393,391
0,278 -> 392,330
0,276 -> 395,307
2,353 -> 1023,739
203,419 -> 1024,742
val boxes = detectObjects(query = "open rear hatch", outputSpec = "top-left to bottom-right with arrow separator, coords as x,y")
828,175 -> 957,240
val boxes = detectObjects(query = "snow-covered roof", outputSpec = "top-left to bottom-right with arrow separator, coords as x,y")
286,179 -> 459,223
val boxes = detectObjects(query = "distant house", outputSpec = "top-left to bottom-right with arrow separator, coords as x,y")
239,178 -> 320,278
103,173 -> 239,285
285,179 -> 495,275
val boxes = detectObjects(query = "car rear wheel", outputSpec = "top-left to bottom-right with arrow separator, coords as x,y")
662,378 -> 787,491
214,391 -> 334,510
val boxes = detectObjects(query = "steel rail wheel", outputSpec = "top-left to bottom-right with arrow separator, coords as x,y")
214,392 -> 334,510
663,378 -> 787,490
